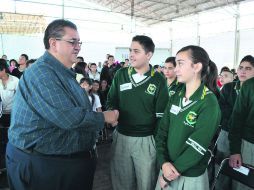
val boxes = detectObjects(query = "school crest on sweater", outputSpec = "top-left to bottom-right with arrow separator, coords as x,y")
146,83 -> 156,95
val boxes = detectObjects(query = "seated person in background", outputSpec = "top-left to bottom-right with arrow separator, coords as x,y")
98,79 -> 109,111
88,63 -> 100,81
219,68 -> 234,88
80,78 -> 102,112
74,61 -> 89,82
92,80 -> 100,95
12,53 -> 28,78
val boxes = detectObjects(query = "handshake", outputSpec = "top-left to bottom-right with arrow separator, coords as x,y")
103,110 -> 119,127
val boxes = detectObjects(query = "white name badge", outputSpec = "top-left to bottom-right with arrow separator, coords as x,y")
120,83 -> 132,91
170,105 -> 181,115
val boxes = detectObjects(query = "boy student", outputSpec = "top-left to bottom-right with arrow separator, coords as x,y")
229,77 -> 254,190
163,56 -> 182,97
107,35 -> 169,190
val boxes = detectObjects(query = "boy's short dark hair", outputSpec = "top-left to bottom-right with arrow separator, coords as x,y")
132,35 -> 155,54
165,57 -> 176,67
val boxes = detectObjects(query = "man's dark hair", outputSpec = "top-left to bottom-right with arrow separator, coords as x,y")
165,57 -> 176,67
21,54 -> 29,61
132,35 -> 155,54
44,19 -> 77,50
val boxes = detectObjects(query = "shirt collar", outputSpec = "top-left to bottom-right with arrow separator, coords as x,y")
179,83 -> 207,101
128,64 -> 155,77
44,51 -> 76,78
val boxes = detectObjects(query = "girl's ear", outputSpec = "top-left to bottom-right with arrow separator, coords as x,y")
194,62 -> 202,74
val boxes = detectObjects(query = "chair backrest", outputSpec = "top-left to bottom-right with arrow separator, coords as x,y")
213,158 -> 254,189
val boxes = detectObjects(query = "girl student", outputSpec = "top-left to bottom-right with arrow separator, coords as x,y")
155,45 -> 221,190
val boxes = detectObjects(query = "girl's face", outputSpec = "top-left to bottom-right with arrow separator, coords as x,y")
100,80 -> 108,89
80,81 -> 92,92
92,82 -> 100,92
237,61 -> 254,82
85,65 -> 89,73
175,51 -> 198,83
10,61 -> 16,67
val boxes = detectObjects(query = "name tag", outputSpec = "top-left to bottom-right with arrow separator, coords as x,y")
120,83 -> 132,91
170,105 -> 181,115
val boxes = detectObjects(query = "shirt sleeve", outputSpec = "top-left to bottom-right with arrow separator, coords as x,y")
21,69 -> 104,131
229,83 -> 248,154
173,97 -> 221,173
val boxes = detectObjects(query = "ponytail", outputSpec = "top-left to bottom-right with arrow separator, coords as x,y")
203,60 -> 220,99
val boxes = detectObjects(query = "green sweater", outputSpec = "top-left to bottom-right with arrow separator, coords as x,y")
106,66 -> 169,137
219,81 -> 240,131
167,79 -> 183,98
156,84 -> 221,177
229,77 -> 254,154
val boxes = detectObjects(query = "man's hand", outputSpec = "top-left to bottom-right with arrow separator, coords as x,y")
229,154 -> 242,168
162,162 -> 180,182
103,110 -> 119,125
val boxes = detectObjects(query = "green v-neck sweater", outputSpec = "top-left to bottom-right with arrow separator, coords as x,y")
156,84 -> 221,177
106,66 -> 169,137
229,77 -> 254,154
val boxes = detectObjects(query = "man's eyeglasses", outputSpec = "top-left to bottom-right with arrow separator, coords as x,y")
55,38 -> 82,47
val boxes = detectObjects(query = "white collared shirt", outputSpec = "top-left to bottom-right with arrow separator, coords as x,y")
0,75 -> 19,113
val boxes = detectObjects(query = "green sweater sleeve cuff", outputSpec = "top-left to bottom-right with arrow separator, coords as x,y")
230,141 -> 242,154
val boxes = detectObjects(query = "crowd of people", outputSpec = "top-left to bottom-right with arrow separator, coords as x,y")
0,19 -> 253,190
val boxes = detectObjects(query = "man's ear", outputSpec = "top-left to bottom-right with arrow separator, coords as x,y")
49,38 -> 57,51
146,52 -> 153,60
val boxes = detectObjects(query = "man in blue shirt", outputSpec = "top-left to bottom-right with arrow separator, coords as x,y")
6,19 -> 118,190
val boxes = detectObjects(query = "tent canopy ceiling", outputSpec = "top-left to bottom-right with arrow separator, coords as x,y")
87,0 -> 245,25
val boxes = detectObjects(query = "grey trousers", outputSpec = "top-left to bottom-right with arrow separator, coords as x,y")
155,170 -> 209,190
110,130 -> 158,190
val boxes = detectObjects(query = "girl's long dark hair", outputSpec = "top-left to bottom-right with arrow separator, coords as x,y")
177,45 -> 220,99
75,61 -> 89,78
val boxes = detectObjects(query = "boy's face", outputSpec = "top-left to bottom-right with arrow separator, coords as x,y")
80,81 -> 92,92
92,82 -> 100,91
129,41 -> 152,70
219,71 -> 233,86
90,65 -> 97,72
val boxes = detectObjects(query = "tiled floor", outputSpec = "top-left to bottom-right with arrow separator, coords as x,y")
93,142 -> 112,190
